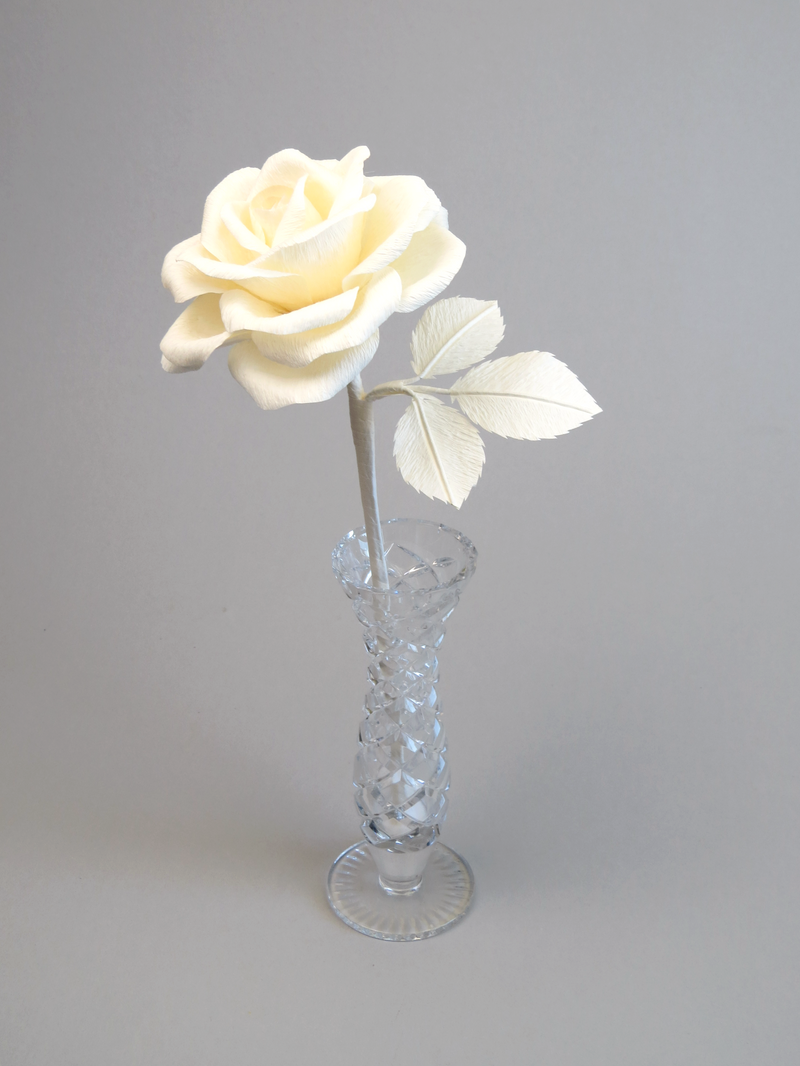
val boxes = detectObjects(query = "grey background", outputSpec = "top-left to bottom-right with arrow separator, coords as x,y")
1,1 -> 798,1063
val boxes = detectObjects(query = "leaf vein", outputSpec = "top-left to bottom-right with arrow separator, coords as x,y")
455,390 -> 598,414
413,396 -> 452,504
420,305 -> 496,377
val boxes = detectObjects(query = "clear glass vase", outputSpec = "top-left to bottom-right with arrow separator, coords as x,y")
327,518 -> 477,941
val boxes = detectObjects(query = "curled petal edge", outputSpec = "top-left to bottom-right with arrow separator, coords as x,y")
162,235 -> 237,303
161,354 -> 194,374
201,167 -> 261,264
160,293 -> 238,371
249,267 -> 401,366
393,223 -> 467,313
228,331 -> 380,410
219,284 -> 359,339
341,175 -> 440,290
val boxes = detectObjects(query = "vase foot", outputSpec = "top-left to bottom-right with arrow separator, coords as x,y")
326,841 -> 474,941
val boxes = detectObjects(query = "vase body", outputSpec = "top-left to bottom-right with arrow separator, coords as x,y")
327,518 -> 477,940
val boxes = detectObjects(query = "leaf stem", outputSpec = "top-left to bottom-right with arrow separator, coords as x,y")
347,374 -> 389,590
363,379 -> 416,402
365,380 -> 451,401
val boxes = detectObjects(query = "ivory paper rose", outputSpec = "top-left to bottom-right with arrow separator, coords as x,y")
160,146 -> 466,409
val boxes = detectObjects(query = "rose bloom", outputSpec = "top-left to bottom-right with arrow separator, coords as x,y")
160,146 -> 465,409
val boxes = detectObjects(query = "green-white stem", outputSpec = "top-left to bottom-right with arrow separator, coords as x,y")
347,374 -> 389,590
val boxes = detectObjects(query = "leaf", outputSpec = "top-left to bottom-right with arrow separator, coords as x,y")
410,297 -> 504,378
394,393 -> 485,507
451,351 -> 602,440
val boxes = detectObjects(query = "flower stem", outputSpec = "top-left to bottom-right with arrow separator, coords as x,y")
348,374 -> 389,589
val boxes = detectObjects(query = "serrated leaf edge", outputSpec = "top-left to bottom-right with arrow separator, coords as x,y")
413,301 -> 501,379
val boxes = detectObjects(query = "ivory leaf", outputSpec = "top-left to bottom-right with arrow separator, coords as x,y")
410,297 -> 504,378
452,351 -> 602,439
394,393 -> 485,507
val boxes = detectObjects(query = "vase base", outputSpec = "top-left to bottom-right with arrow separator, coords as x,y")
326,841 -> 474,941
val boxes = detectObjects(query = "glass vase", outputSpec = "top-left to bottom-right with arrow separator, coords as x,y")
326,518 -> 477,941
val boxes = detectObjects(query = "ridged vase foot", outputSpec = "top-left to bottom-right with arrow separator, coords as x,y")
326,841 -> 474,941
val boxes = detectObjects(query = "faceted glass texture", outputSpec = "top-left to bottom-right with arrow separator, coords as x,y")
328,519 -> 477,941
332,519 -> 477,850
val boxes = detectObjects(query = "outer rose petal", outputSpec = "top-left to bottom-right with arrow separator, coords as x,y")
162,235 -> 238,303
201,167 -> 261,264
228,331 -> 380,410
161,354 -> 194,374
392,222 -> 467,312
219,285 -> 359,339
250,267 -> 402,366
433,205 -> 450,229
160,294 -> 236,371
177,243 -> 312,309
342,176 -> 440,289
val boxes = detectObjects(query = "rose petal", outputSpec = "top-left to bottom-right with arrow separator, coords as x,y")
161,354 -> 194,374
328,146 -> 370,218
220,285 -> 359,339
341,175 -> 441,289
228,331 -> 380,410
220,201 -> 269,256
162,235 -> 238,303
362,173 -> 441,226
247,149 -> 342,220
160,294 -> 236,370
252,208 -> 367,303
275,192 -> 375,249
433,205 -> 450,230
272,175 -> 312,249
333,145 -> 371,175
392,222 -> 466,312
250,267 -> 402,366
201,167 -> 261,264
177,244 -> 312,310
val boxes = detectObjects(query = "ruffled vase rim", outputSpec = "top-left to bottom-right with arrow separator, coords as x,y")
332,517 -> 478,594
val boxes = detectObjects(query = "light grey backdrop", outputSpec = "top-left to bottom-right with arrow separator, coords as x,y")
1,1 -> 798,1063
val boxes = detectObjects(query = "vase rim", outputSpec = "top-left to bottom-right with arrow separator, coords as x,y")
333,517 -> 477,594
